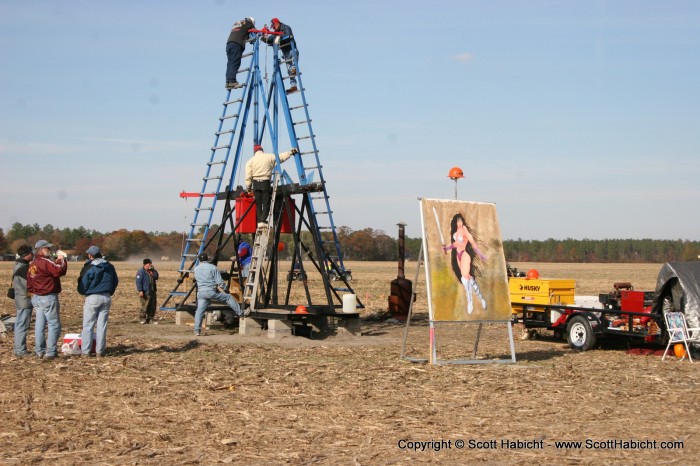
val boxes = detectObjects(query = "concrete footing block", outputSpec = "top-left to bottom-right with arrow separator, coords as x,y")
175,311 -> 193,326
240,317 -> 264,336
267,319 -> 293,339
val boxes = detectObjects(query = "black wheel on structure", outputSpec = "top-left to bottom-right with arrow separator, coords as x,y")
567,315 -> 596,351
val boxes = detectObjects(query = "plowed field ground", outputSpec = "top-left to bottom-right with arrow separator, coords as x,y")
1,261 -> 697,465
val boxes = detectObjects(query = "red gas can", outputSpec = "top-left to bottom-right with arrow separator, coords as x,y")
235,195 -> 295,234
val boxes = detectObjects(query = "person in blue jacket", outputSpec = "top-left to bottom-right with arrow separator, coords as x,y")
77,246 -> 119,357
136,258 -> 159,324
237,239 -> 252,282
266,17 -> 299,94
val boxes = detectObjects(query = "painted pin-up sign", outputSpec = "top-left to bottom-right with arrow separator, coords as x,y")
420,199 -> 511,322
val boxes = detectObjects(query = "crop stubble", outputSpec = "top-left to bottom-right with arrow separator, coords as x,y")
0,261 -> 696,465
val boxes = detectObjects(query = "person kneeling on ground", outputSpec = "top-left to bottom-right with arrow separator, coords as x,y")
193,253 -> 249,336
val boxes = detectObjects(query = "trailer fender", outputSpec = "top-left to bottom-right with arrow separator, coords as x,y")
566,311 -> 603,333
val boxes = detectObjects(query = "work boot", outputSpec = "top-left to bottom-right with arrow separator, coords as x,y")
232,81 -> 244,89
286,86 -> 298,94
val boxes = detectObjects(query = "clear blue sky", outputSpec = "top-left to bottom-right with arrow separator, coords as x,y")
1,1 -> 699,240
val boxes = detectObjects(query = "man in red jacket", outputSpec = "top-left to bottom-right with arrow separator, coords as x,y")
27,240 -> 68,360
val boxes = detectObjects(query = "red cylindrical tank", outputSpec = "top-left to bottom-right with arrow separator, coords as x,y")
235,196 -> 295,233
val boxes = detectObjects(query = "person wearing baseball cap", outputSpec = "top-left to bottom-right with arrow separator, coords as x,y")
192,252 -> 249,336
12,245 -> 34,357
27,239 -> 68,360
244,143 -> 298,228
135,258 -> 159,324
265,17 -> 299,94
77,246 -> 119,357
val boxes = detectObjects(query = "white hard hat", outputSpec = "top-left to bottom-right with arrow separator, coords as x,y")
247,17 -> 255,25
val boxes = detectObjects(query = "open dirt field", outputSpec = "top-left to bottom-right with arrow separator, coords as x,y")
1,260 -> 698,465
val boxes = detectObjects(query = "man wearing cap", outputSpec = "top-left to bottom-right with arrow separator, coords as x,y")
78,246 -> 119,357
193,253 -> 248,336
226,17 -> 255,90
136,258 -> 159,324
12,245 -> 34,357
27,240 -> 68,360
265,18 -> 299,94
245,144 -> 298,227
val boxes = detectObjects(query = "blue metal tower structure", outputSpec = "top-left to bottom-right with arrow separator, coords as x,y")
160,28 -> 358,319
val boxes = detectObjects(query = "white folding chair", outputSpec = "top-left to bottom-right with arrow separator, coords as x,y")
662,312 -> 700,362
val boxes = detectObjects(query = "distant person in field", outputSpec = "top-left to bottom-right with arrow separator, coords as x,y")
136,258 -> 159,324
245,144 -> 298,228
12,245 -> 34,357
27,240 -> 68,360
265,17 -> 298,94
78,246 -> 119,358
193,253 -> 248,336
226,17 -> 255,90
441,213 -> 488,315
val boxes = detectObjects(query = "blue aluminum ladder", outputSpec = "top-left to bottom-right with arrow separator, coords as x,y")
269,39 -> 349,281
159,38 -> 257,312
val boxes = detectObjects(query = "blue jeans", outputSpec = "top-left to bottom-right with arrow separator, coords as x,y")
281,48 -> 298,86
14,306 -> 32,356
194,288 -> 241,334
81,293 -> 111,356
32,294 -> 62,357
226,41 -> 244,83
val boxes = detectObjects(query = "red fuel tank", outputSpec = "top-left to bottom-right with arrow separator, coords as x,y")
235,195 -> 295,234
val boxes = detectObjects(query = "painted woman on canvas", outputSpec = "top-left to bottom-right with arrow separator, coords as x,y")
442,213 -> 488,314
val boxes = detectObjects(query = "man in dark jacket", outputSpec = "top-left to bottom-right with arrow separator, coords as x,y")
267,17 -> 299,94
78,246 -> 119,357
136,258 -> 159,324
226,17 -> 255,90
12,245 -> 34,357
27,240 -> 68,360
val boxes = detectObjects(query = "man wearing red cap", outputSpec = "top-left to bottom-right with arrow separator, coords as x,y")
265,18 -> 298,94
245,144 -> 298,227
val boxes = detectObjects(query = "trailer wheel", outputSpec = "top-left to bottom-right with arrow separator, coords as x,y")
567,315 -> 597,351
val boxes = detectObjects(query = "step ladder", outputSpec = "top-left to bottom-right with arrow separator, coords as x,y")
271,39 -> 349,281
159,39 -> 256,312
241,176 -> 280,311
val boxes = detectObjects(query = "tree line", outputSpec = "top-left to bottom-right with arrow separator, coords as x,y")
1,222 -> 698,263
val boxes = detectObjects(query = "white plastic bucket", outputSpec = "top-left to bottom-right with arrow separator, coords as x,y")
342,294 -> 357,313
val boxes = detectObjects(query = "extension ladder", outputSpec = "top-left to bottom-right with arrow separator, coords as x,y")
271,40 -> 348,279
159,39 -> 256,312
241,176 -> 280,310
